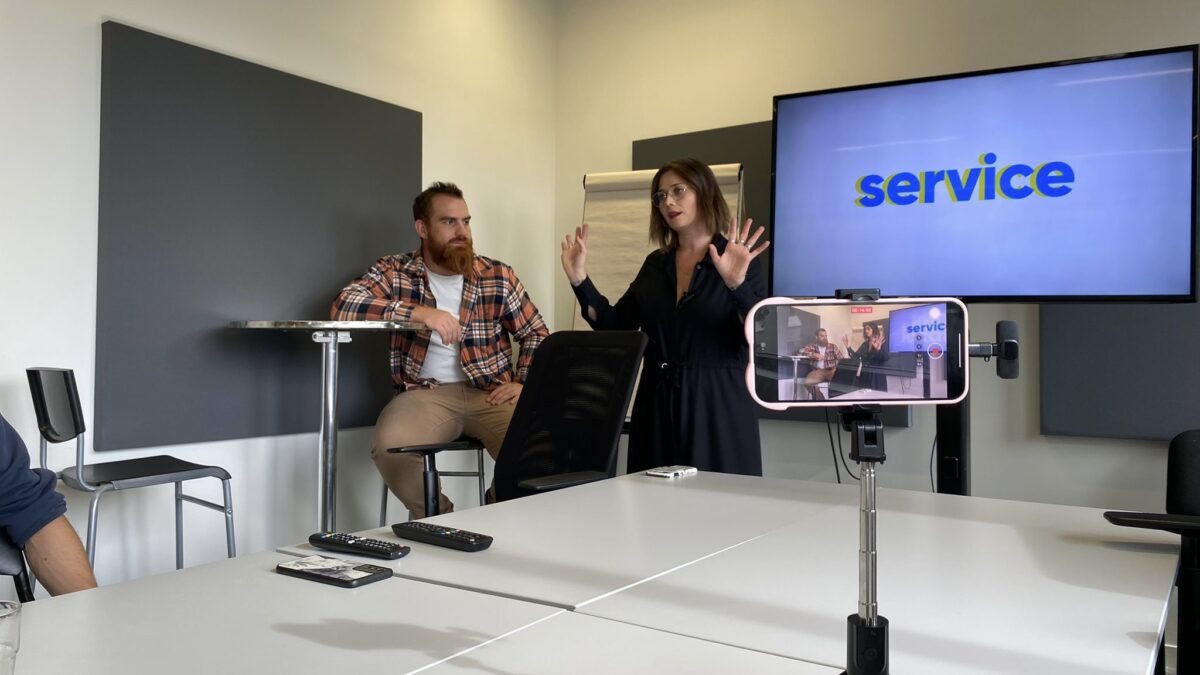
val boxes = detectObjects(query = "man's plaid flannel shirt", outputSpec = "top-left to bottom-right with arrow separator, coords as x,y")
331,251 -> 548,392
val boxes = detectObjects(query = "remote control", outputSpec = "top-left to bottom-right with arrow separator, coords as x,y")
391,521 -> 493,552
308,532 -> 411,560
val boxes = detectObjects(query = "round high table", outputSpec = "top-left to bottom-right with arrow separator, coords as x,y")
229,320 -> 421,532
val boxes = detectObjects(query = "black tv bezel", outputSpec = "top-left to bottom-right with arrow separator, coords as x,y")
769,44 -> 1199,303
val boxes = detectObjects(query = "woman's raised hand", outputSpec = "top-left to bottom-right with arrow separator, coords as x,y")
710,218 -> 770,290
561,223 -> 590,286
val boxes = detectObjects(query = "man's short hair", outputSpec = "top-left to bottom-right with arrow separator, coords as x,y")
413,182 -> 464,222
815,328 -> 827,336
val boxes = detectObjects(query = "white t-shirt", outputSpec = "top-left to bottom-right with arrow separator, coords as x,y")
418,270 -> 468,384
813,345 -> 830,369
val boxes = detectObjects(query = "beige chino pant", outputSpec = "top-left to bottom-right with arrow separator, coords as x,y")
371,382 -> 514,519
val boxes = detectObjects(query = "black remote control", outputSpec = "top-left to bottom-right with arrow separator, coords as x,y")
308,532 -> 411,560
391,521 -> 493,552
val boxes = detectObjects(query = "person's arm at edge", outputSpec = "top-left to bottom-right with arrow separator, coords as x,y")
0,414 -> 96,596
571,250 -> 653,331
23,515 -> 97,595
330,255 -> 424,323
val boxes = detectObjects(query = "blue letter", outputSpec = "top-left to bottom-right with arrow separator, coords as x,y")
999,164 -> 1034,199
886,172 -> 919,206
980,152 -> 997,200
1034,161 -> 1074,197
856,175 -> 884,207
921,170 -> 945,203
946,168 -> 981,202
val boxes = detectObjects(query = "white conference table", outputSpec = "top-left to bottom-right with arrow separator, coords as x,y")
17,552 -> 560,675
418,610 -> 840,675
281,472 -> 850,609
576,482 -> 1179,675
15,550 -> 839,675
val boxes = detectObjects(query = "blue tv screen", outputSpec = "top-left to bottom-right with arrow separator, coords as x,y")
771,46 -> 1198,301
888,303 -> 948,353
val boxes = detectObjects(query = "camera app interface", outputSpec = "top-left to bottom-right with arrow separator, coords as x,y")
752,302 -> 956,403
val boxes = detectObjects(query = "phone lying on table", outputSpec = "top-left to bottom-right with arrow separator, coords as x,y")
645,465 -> 698,478
746,297 -> 969,409
276,555 -> 393,588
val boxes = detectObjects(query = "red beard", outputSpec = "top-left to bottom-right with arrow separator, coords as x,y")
427,236 -> 474,276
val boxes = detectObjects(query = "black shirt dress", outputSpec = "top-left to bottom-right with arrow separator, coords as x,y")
571,234 -> 765,475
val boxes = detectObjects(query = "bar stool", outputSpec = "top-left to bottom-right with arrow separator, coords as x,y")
379,436 -> 487,525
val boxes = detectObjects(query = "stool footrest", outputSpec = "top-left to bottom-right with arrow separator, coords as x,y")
177,494 -> 227,512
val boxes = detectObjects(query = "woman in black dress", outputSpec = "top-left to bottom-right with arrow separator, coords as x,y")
843,322 -> 889,392
560,158 -> 769,475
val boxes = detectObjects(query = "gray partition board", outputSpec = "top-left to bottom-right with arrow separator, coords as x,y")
632,124 -> 909,428
96,22 -> 420,450
1041,302 -> 1200,441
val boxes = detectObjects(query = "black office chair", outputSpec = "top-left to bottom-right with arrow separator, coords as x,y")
492,330 -> 646,502
26,368 -> 236,569
1105,429 -> 1200,675
379,436 -> 486,525
0,532 -> 34,602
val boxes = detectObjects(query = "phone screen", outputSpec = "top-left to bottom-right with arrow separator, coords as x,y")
745,297 -> 968,408
276,555 -> 391,586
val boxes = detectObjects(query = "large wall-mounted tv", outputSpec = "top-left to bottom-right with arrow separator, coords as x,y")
771,46 -> 1198,302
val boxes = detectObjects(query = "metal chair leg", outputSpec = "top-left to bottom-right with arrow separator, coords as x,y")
379,482 -> 390,528
476,447 -> 486,506
221,478 -> 236,558
175,481 -> 184,570
422,453 -> 439,518
85,485 -> 113,568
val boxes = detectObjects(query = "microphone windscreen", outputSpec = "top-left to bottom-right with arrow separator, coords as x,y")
996,320 -> 1019,379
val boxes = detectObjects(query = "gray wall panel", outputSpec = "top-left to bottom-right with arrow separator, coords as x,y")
1040,302 -> 1200,441
96,22 -> 420,450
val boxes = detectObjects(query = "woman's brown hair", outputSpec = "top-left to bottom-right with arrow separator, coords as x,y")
648,158 -> 730,250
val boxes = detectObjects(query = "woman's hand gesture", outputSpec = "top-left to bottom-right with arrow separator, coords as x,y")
561,223 -> 589,287
710,218 -> 770,290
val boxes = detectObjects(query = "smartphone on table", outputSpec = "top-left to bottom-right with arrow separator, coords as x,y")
275,555 -> 393,588
645,465 -> 698,478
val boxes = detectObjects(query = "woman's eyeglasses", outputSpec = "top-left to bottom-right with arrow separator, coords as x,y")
652,184 -> 689,207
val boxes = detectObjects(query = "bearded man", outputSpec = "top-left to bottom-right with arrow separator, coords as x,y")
332,182 -> 548,519
798,328 -> 842,401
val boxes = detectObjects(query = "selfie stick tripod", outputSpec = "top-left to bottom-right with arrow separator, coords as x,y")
826,290 -> 1017,674
828,288 -> 889,674
839,405 -> 888,675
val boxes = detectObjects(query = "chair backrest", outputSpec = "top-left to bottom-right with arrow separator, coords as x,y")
26,368 -> 86,443
1168,429 -> 1200,516
493,330 -> 646,502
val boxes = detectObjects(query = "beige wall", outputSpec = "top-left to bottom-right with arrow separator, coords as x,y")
0,0 -> 557,587
552,0 -> 1200,509
1,0 -> 1197,591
